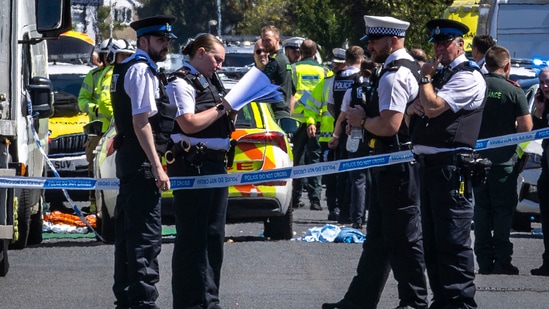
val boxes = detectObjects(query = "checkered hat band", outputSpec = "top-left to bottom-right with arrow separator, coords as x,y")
368,27 -> 406,37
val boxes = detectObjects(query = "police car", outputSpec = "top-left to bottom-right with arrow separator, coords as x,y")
94,84 -> 294,242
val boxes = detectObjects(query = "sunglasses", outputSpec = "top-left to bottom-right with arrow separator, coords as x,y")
255,49 -> 266,55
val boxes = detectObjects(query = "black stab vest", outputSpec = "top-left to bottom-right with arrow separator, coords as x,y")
410,61 -> 485,149
332,70 -> 362,120
169,67 -> 232,139
352,59 -> 420,153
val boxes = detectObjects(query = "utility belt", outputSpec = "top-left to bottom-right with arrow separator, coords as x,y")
165,139 -> 237,168
367,137 -> 411,155
415,151 -> 492,187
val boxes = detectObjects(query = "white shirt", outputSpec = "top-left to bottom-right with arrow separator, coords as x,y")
412,54 -> 487,155
122,49 -> 159,117
377,48 -> 419,114
437,54 -> 486,113
166,63 -> 230,150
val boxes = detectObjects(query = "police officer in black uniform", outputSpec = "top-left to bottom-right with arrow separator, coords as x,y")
406,19 -> 487,308
323,15 -> 428,309
327,46 -> 364,223
165,33 -> 233,309
109,15 -> 175,309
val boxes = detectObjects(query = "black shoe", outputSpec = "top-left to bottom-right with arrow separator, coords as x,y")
531,264 -> 549,276
328,211 -> 339,221
310,203 -> 323,211
292,201 -> 304,209
351,223 -> 362,229
492,263 -> 519,275
322,299 -> 361,309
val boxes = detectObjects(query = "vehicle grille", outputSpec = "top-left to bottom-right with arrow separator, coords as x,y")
48,133 -> 87,157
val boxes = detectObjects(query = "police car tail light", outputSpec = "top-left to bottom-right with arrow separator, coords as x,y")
238,132 -> 288,153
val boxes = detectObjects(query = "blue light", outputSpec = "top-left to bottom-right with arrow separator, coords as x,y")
533,58 -> 544,66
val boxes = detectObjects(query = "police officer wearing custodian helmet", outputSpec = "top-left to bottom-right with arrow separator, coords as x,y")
165,33 -> 233,309
109,15 -> 175,308
406,19 -> 486,308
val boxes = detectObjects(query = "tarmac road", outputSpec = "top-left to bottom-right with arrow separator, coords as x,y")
1,199 -> 549,309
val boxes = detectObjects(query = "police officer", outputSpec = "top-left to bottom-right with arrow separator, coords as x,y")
78,39 -> 110,211
109,15 -> 174,309
165,33 -> 233,309
406,19 -> 486,308
327,46 -> 364,224
323,16 -> 428,309
282,36 -> 304,64
305,48 -> 348,220
291,39 -> 331,211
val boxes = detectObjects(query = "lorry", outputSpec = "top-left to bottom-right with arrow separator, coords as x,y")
478,0 -> 549,63
0,0 -> 72,276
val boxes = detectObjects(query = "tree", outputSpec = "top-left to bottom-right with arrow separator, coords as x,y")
136,0 -> 454,59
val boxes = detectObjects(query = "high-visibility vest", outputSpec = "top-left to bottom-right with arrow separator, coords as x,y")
303,76 -> 335,142
78,65 -> 105,122
291,58 -> 331,125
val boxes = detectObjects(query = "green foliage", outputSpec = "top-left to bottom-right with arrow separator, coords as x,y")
96,6 -> 128,43
136,0 -> 455,59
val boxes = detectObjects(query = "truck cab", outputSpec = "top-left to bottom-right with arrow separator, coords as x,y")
0,0 -> 72,276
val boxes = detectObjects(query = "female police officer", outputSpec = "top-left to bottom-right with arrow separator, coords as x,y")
165,33 -> 233,309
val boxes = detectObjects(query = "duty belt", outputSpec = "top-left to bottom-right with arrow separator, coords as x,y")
165,140 -> 228,165
414,150 -> 470,166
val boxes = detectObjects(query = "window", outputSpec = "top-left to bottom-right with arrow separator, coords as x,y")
114,7 -> 132,25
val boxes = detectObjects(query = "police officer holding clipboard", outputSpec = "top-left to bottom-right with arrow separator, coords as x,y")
165,33 -> 233,309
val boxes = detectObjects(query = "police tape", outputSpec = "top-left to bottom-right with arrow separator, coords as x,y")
1,127 -> 548,191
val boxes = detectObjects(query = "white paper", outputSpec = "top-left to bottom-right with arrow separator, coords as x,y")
224,66 -> 283,110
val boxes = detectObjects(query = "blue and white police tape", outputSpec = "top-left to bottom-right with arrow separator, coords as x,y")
25,91 -> 104,241
1,127 -> 548,191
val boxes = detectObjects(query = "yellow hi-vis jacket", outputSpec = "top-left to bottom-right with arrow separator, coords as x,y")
303,75 -> 335,143
95,65 -> 114,133
77,65 -> 111,133
291,58 -> 332,125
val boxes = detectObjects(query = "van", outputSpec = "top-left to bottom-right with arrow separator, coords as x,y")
443,0 -> 481,54
478,0 -> 549,62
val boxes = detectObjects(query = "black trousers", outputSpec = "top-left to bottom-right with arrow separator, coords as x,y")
343,163 -> 428,308
113,165 -> 162,309
321,141 -> 337,212
291,123 -> 322,204
168,158 -> 227,309
418,159 -> 477,309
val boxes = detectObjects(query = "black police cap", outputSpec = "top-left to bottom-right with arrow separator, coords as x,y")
130,15 -> 177,39
426,19 -> 469,42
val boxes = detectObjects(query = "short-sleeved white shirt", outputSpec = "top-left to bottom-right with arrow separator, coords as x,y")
166,63 -> 230,150
122,49 -> 159,117
377,48 -> 419,114
166,63 -> 198,117
436,54 -> 486,112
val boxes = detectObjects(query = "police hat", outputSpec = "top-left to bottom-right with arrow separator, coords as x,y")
130,15 -> 177,39
282,37 -> 305,50
426,19 -> 469,43
360,15 -> 410,41
332,48 -> 346,63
